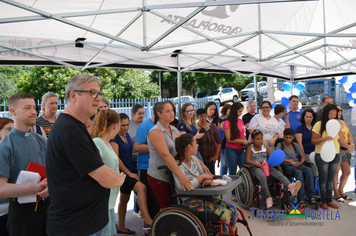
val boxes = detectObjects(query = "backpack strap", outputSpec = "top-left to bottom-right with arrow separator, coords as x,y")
291,142 -> 301,161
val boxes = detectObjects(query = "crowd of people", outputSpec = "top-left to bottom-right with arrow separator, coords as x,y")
0,74 -> 355,235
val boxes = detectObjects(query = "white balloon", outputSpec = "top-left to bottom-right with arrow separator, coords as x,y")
282,91 -> 290,98
349,100 -> 355,107
292,88 -> 300,97
343,79 -> 353,93
352,92 -> 356,99
298,102 -> 302,110
309,152 -> 316,164
348,75 -> 356,83
274,91 -> 283,101
326,119 -> 340,138
320,140 -> 336,162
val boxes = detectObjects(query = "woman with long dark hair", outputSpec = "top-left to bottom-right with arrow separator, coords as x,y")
311,104 -> 353,210
333,105 -> 354,202
173,134 -> 238,235
110,113 -> 153,234
223,102 -> 249,201
295,108 -> 317,161
204,101 -> 219,125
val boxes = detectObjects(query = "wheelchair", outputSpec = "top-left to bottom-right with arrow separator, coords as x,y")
281,162 -> 321,210
151,166 -> 253,236
236,163 -> 291,210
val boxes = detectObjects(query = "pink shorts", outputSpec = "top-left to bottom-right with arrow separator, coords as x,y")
147,174 -> 172,208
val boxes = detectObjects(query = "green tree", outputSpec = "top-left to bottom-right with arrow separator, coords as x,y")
15,67 -> 160,101
0,74 -> 16,101
150,70 -> 264,97
16,66 -> 81,101
0,66 -> 27,100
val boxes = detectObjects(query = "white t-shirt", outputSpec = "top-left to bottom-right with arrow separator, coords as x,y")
275,117 -> 286,138
248,114 -> 279,150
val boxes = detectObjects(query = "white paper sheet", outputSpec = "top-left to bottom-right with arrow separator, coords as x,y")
15,170 -> 41,204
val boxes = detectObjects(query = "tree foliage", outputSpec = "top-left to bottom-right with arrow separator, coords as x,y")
0,66 -> 27,101
150,70 -> 265,97
14,66 -> 159,101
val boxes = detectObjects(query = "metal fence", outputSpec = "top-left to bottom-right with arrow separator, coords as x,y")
247,78 -> 347,105
0,97 -> 217,119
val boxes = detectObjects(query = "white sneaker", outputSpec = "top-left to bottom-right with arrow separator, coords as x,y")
266,197 -> 273,208
133,211 -> 142,218
288,181 -> 302,197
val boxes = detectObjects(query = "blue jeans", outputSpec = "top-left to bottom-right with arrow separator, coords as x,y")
225,147 -> 245,195
315,153 -> 340,203
285,164 -> 315,200
88,228 -> 104,236
220,148 -> 229,175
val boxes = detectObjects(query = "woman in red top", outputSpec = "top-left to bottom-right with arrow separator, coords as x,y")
223,102 -> 250,201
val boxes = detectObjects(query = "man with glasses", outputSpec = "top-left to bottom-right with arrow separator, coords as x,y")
283,95 -> 303,132
46,74 -> 125,236
0,93 -> 48,236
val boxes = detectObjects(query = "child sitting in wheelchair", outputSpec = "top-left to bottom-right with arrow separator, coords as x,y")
173,133 -> 238,235
276,128 -> 317,207
246,130 -> 301,208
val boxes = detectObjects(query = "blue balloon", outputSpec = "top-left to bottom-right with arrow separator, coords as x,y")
349,83 -> 356,93
346,93 -> 353,100
286,104 -> 290,108
281,97 -> 289,106
338,76 -> 348,84
282,82 -> 291,92
268,150 -> 286,167
272,103 -> 277,109
294,82 -> 305,92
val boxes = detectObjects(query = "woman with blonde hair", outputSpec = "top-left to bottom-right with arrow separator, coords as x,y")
36,92 -> 59,137
90,109 -> 126,236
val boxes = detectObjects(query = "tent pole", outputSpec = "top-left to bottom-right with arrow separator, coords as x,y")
177,53 -> 182,119
158,71 -> 162,98
290,65 -> 295,97
254,75 -> 258,111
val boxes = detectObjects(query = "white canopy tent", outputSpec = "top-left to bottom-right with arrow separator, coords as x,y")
0,0 -> 355,81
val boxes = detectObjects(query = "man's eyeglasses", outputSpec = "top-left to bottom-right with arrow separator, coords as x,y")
185,110 -> 195,114
1,127 -> 12,132
261,107 -> 271,109
73,90 -> 104,99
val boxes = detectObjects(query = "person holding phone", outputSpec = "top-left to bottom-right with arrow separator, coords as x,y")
195,108 -> 222,175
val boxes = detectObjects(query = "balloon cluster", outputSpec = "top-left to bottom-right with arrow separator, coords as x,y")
337,75 -> 356,109
271,82 -> 304,116
274,82 -> 305,106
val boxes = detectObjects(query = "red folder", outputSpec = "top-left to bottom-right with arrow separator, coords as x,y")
26,162 -> 46,201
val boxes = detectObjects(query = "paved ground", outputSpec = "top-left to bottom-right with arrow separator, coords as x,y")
114,156 -> 356,236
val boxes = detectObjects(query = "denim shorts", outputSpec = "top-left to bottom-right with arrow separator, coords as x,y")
339,150 -> 352,165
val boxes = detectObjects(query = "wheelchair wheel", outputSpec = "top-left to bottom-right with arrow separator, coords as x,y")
151,207 -> 207,236
236,167 -> 254,209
